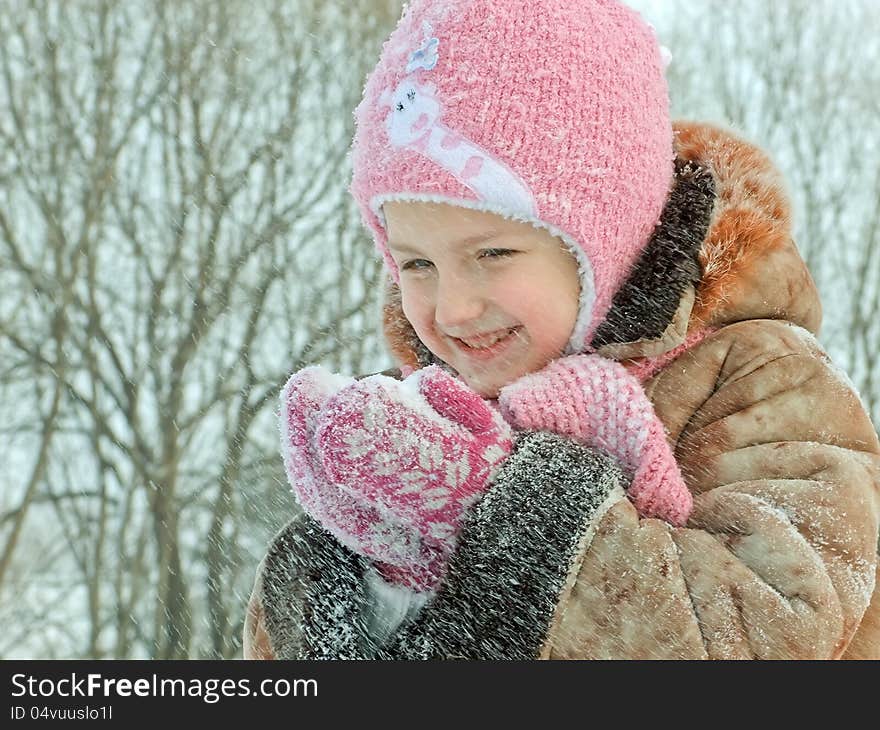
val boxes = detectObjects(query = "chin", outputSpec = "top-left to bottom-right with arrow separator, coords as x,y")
475,384 -> 501,399
458,372 -> 503,399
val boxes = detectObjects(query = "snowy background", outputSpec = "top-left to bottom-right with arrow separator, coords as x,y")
0,0 -> 877,658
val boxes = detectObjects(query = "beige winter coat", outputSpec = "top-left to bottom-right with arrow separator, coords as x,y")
244,121 -> 880,660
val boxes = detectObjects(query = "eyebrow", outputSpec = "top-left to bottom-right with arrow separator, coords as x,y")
388,230 -> 502,254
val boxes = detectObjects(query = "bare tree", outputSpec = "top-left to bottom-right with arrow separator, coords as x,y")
0,0 -> 400,658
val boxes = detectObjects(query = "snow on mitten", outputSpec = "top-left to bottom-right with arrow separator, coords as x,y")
281,368 -> 368,527
497,354 -> 692,526
314,365 -> 514,590
280,367 -> 432,572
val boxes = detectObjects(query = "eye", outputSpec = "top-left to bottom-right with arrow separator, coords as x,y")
478,248 -> 516,259
400,258 -> 434,272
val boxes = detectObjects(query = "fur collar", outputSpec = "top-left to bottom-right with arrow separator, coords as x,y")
674,121 -> 820,336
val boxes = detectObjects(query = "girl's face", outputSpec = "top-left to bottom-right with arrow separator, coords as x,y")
384,201 -> 580,398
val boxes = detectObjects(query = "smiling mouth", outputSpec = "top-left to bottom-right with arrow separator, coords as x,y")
453,327 -> 521,354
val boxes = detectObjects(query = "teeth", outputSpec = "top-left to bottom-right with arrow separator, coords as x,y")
460,328 -> 515,349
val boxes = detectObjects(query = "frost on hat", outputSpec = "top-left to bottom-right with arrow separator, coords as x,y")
350,0 -> 674,352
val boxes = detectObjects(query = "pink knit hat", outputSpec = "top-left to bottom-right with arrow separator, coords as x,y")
350,0 -> 674,352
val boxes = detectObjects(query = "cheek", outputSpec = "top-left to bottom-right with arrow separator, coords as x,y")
400,286 -> 436,339
501,274 -> 578,348
494,277 -> 557,328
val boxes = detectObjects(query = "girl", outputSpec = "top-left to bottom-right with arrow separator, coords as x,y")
244,0 -> 880,659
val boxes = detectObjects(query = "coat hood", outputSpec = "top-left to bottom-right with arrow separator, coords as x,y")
380,121 -> 822,370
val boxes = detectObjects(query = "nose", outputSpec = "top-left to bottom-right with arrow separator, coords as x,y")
433,274 -> 487,334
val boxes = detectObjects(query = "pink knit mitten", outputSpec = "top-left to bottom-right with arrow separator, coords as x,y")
497,354 -> 692,526
282,366 -> 463,590
280,368 -> 408,557
314,365 -> 513,590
